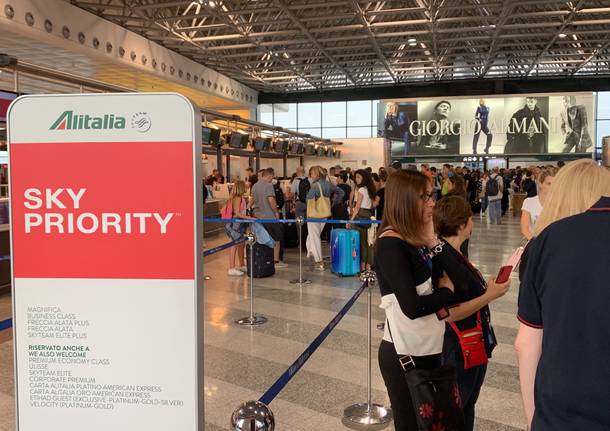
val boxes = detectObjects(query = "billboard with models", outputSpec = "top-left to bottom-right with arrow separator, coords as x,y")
378,93 -> 595,156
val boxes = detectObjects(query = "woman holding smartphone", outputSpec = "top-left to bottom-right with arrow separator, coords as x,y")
433,196 -> 511,430
375,170 -> 458,431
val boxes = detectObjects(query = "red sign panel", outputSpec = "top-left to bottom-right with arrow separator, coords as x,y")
0,91 -> 17,122
10,141 -> 194,279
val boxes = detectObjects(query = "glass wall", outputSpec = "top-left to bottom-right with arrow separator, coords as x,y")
257,100 -> 378,138
596,92 -> 610,156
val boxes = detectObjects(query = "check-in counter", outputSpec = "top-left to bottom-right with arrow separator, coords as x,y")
203,198 -> 225,237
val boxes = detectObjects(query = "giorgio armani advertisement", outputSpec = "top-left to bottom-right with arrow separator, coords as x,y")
378,93 -> 595,156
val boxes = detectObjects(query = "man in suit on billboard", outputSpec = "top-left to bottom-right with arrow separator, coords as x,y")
561,95 -> 593,153
505,97 -> 547,154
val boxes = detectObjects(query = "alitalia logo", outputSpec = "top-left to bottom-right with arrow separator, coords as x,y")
50,110 -> 126,130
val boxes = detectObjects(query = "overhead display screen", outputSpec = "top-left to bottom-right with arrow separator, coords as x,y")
378,93 -> 595,156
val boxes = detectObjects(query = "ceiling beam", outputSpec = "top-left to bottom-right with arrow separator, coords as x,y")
571,39 -> 610,75
273,0 -> 358,86
200,2 -> 320,91
480,2 -> 516,77
349,0 -> 397,83
523,0 -> 587,77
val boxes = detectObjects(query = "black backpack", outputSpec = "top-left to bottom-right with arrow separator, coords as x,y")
297,178 -> 310,203
485,175 -> 500,197
273,182 -> 285,210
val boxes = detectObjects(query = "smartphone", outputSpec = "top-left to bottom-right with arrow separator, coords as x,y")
495,265 -> 513,283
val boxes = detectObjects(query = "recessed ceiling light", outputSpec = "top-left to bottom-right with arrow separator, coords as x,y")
409,42 -> 417,47
408,38 -> 416,43
558,33 -> 567,38
208,1 -> 216,7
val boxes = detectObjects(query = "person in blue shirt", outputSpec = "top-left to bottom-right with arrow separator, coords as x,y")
472,99 -> 493,154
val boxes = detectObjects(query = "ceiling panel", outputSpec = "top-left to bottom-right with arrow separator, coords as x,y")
68,0 -> 610,93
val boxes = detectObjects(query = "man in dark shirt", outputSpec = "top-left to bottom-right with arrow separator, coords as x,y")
521,172 -> 537,197
516,196 -> 610,431
206,168 -> 224,185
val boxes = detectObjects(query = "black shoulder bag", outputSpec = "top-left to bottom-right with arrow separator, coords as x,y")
387,322 -> 465,431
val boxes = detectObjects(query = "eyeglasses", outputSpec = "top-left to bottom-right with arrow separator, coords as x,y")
421,192 -> 436,202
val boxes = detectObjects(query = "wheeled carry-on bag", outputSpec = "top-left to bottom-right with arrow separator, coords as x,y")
330,229 -> 360,277
246,243 -> 275,278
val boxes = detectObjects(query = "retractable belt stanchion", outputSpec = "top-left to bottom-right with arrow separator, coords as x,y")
236,232 -> 268,326
231,401 -> 275,431
344,270 -> 392,426
289,216 -> 311,286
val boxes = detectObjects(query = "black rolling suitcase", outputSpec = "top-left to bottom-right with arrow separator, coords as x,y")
284,211 -> 299,248
246,243 -> 275,278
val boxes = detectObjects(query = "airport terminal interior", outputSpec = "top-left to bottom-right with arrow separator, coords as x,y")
1,1 -> 610,431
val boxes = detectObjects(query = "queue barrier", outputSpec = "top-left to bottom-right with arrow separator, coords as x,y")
204,217 -> 382,225
0,318 -> 12,331
231,271 -> 390,431
203,238 -> 246,257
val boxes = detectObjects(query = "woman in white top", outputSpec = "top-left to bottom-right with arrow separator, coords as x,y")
520,167 -> 557,240
349,169 -> 377,271
375,170 -> 457,431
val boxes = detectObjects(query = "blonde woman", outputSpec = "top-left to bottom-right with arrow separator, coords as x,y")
223,180 -> 253,276
515,159 -> 610,431
306,166 -> 344,270
520,167 -> 557,240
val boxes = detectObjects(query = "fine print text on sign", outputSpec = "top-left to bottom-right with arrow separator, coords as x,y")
8,93 -> 203,431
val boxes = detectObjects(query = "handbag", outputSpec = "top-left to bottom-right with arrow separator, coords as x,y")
367,216 -> 377,246
387,322 -> 465,431
306,183 -> 331,218
448,311 -> 488,370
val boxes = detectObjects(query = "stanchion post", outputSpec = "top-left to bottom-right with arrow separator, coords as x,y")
231,400 -> 274,431
290,217 -> 311,286
236,232 -> 268,326
343,270 -> 392,426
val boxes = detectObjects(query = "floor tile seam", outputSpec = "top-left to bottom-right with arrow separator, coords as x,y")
203,292 -> 388,323
202,299 -> 520,351
203,369 -> 523,428
204,278 -> 369,304
203,323 -> 390,391
202,375 -> 343,428
203,323 -> 520,393
202,369 -> 390,422
202,305 -> 381,339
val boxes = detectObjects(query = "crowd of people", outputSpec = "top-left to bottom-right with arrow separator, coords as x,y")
213,164 -> 388,276
209,158 -> 610,431
374,159 -> 610,431
419,162 -> 570,228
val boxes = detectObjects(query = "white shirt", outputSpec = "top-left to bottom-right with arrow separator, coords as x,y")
522,195 -> 542,231
380,278 -> 446,356
358,187 -> 373,209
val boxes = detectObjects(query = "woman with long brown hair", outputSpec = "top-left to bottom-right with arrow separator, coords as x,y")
350,169 -> 377,271
375,170 -> 458,430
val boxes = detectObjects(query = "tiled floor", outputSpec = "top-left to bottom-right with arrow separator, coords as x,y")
0,214 -> 527,431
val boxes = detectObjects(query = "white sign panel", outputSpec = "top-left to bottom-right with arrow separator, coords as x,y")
8,93 -> 203,430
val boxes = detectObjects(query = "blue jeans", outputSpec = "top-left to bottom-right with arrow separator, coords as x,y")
488,199 -> 502,224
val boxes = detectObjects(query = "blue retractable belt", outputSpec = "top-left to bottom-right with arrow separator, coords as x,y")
258,280 -> 368,405
0,318 -> 12,331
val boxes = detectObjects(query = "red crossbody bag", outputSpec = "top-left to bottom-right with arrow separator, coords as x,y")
448,311 -> 488,369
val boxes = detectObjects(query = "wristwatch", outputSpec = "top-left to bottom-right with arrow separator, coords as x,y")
428,241 -> 446,257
